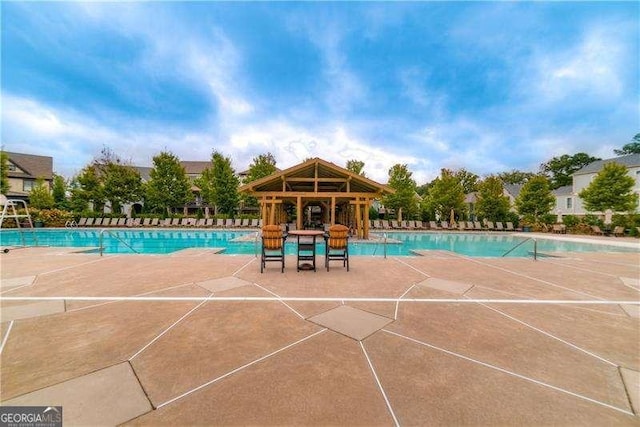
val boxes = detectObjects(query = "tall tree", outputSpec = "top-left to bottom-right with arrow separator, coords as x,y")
0,151 -> 10,195
613,133 -> 640,155
498,169 -> 536,185
102,163 -> 142,214
198,151 -> 239,216
346,159 -> 366,176
579,162 -> 638,212
52,174 -> 68,209
424,169 -> 465,221
475,176 -> 510,221
540,153 -> 600,189
146,151 -> 192,215
28,178 -> 54,209
515,175 -> 555,223
383,164 -> 419,220
242,153 -> 277,208
75,165 -> 105,212
452,169 -> 479,194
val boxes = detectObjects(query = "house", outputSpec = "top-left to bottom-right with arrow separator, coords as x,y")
554,153 -> 640,218
2,151 -> 53,202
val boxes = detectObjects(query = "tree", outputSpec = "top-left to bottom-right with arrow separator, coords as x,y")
145,151 -> 192,215
613,133 -> 640,156
75,165 -> 105,212
579,162 -> 638,212
383,164 -> 419,220
453,169 -> 479,194
475,176 -> 510,222
540,153 -> 600,189
52,174 -> 68,209
198,151 -> 239,216
346,159 -> 366,176
515,175 -> 555,223
242,153 -> 277,209
29,178 -> 54,209
102,163 -> 142,214
423,169 -> 465,221
498,169 -> 535,185
0,151 -> 10,195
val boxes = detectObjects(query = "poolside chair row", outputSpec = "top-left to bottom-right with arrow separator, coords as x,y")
75,217 -> 263,228
369,220 -> 518,232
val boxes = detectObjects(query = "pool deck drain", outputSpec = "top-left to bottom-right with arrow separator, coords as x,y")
0,246 -> 638,425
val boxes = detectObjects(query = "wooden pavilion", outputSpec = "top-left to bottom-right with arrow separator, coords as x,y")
239,158 -> 393,239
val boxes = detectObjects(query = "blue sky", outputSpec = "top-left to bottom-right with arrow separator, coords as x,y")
1,2 -> 638,184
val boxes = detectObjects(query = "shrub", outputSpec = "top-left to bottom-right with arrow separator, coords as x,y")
36,209 -> 74,227
562,215 -> 580,229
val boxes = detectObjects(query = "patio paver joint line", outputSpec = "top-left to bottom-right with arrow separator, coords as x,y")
395,284 -> 417,320
468,297 -> 618,367
382,329 -> 635,417
128,292 -> 213,361
0,320 -> 14,355
252,282 -> 305,319
359,341 -> 400,427
232,257 -> 256,277
156,328 -> 328,409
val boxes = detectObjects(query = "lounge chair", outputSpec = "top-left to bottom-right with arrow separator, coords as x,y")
415,220 -> 424,229
465,221 -> 474,230
613,226 -> 625,237
457,222 -> 465,231
241,219 -> 249,227
495,222 -> 505,231
325,224 -> 349,271
85,218 -> 95,226
552,224 -> 566,234
196,218 -> 206,227
591,225 -> 604,235
391,220 -> 400,229
486,221 -> 495,231
249,219 -> 258,227
205,218 -> 214,227
233,218 -> 242,227
506,222 -> 515,231
224,219 -> 233,228
441,221 -> 449,230
380,220 -> 390,229
215,219 -> 224,228
260,225 -> 287,273
117,218 -> 126,227
150,218 -> 159,227
77,218 -> 87,226
407,220 -> 416,230
429,221 -> 440,230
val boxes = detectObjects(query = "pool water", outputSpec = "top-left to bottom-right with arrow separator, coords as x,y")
1,229 -> 637,257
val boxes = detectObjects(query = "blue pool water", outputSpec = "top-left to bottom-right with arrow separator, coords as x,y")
1,229 -> 638,257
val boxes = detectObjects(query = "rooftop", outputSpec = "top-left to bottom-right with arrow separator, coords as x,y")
574,153 -> 640,175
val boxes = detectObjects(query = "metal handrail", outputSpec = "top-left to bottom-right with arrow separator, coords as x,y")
98,229 -> 140,256
254,231 -> 259,258
383,232 -> 387,259
502,237 -> 537,260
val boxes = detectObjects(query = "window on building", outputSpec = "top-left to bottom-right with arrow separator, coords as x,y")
8,162 -> 16,171
23,180 -> 35,192
566,197 -> 572,209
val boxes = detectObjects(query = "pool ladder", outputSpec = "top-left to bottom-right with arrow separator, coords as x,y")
502,237 -> 537,260
98,229 -> 140,256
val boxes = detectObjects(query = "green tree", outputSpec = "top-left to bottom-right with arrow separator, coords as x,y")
515,175 -> 555,223
424,169 -> 465,221
52,174 -> 68,209
145,151 -> 191,215
498,169 -> 536,185
346,159 -> 366,176
383,164 -> 419,220
453,169 -> 479,194
0,151 -> 10,195
579,162 -> 638,212
102,163 -> 143,214
475,176 -> 510,221
613,133 -> 640,156
29,178 -> 54,209
75,166 -> 105,212
242,153 -> 277,209
198,151 -> 239,216
540,153 -> 600,189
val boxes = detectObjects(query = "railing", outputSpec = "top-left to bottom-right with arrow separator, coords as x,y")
98,229 -> 140,256
502,237 -> 537,260
383,232 -> 388,259
254,231 -> 259,258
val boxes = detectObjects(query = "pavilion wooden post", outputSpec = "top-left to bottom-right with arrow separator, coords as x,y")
330,196 -> 336,225
355,200 -> 362,239
296,196 -> 302,230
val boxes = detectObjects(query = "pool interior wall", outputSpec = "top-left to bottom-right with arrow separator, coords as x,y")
1,228 -> 638,257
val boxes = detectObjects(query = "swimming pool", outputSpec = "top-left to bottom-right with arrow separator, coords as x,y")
1,229 -> 638,257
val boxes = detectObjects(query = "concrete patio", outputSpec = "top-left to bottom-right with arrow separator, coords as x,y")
1,246 -> 639,425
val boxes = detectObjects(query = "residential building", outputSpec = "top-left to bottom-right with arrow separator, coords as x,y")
2,151 -> 53,202
554,153 -> 640,218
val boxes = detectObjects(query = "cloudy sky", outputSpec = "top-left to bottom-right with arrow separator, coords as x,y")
1,2 -> 638,184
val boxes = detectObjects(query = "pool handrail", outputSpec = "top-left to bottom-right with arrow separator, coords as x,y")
99,228 -> 140,256
501,237 -> 537,260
